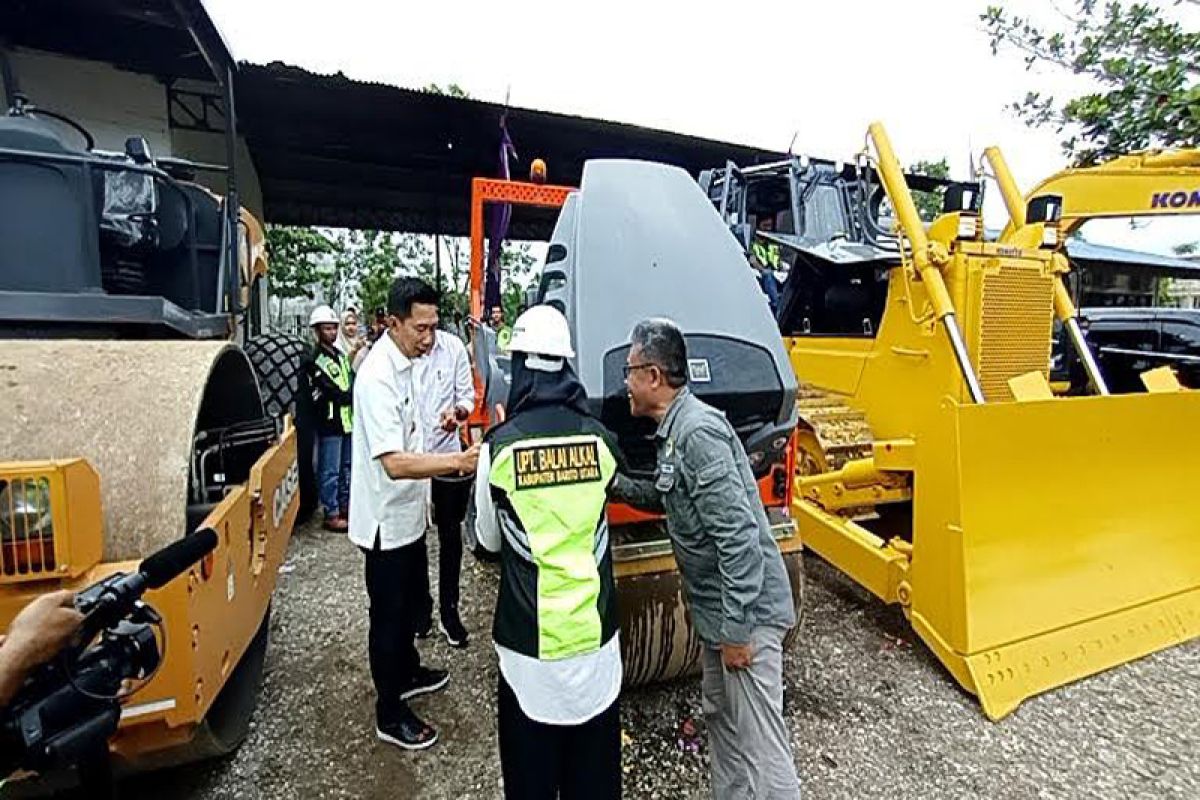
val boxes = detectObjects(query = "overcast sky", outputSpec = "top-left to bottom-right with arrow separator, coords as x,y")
204,0 -> 1196,253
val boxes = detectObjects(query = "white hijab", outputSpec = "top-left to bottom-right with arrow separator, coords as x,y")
335,309 -> 358,356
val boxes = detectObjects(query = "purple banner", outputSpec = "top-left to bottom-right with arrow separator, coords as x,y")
484,117 -> 517,316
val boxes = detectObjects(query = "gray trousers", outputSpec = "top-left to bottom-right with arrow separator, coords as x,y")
701,626 -> 801,799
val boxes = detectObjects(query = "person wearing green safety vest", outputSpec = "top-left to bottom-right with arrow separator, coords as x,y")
751,238 -> 780,271
489,305 -> 514,351
474,304 -> 623,800
750,215 -> 784,314
308,304 -> 355,532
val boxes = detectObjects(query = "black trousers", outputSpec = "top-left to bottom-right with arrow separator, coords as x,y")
497,674 -> 622,800
362,536 -> 425,724
416,476 -> 472,624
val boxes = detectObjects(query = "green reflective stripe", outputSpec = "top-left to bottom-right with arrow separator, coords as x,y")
315,351 -> 352,391
491,434 -> 617,660
315,350 -> 353,433
752,241 -> 780,269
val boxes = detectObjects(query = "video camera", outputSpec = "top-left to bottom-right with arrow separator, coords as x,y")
0,529 -> 217,777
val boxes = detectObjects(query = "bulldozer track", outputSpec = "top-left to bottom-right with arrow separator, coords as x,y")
795,384 -> 875,471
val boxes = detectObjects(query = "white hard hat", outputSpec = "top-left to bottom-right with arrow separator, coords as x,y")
508,305 -> 575,359
309,304 -> 338,327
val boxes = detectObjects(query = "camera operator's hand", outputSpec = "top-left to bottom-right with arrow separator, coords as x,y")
0,591 -> 84,707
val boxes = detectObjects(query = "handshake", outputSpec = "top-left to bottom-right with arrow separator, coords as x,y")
437,407 -> 481,475
438,407 -> 479,475
453,444 -> 480,475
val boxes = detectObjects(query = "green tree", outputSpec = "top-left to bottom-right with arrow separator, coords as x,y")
424,82 -> 470,99
320,230 -> 475,321
909,158 -> 952,221
322,230 -> 408,314
264,225 -> 336,320
982,2 -> 1200,165
264,224 -> 488,324
499,241 -> 540,324
355,232 -> 403,315
1155,243 -> 1199,304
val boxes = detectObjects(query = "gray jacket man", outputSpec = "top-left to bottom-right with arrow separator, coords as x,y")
611,318 -> 800,800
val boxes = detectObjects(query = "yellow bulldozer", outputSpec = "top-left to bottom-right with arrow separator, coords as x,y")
705,122 -> 1198,719
0,12 -> 307,780
785,124 -> 1199,719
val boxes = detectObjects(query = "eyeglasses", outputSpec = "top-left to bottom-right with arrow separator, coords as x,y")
622,362 -> 657,378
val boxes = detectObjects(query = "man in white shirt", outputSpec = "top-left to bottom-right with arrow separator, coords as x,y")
349,277 -> 479,752
413,328 -> 477,648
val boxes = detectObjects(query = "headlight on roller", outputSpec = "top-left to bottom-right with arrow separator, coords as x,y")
0,477 -> 54,543
0,477 -> 56,576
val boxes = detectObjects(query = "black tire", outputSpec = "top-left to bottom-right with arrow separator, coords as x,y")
244,333 -> 317,523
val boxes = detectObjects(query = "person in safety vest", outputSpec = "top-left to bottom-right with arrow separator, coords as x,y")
750,215 -> 783,314
309,304 -> 355,532
474,305 -> 623,800
488,305 -> 513,352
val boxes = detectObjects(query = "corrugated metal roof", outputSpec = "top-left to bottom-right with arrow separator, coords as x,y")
1067,239 -> 1200,274
236,62 -> 784,236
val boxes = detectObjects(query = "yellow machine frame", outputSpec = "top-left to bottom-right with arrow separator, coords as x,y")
0,422 -> 298,759
790,123 -> 1200,719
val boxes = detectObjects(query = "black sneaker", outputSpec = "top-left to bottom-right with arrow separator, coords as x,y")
399,666 -> 449,701
414,620 -> 434,640
440,611 -> 469,649
376,705 -> 439,751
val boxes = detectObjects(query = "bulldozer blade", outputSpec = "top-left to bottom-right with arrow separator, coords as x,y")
909,390 -> 1200,718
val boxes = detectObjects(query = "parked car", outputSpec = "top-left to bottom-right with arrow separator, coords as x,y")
1052,307 -> 1200,394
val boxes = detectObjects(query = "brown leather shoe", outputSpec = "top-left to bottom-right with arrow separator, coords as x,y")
323,514 -> 349,532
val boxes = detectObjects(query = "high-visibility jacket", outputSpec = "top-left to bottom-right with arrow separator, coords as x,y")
310,344 -> 353,436
486,406 -> 619,661
752,239 -> 781,271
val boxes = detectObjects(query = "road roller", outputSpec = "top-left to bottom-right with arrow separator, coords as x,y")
467,164 -> 804,685
0,26 -> 306,777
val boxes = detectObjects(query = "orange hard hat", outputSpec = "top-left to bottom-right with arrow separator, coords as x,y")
530,158 -> 547,184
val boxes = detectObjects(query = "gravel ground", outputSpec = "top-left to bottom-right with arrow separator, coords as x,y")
122,519 -> 1200,800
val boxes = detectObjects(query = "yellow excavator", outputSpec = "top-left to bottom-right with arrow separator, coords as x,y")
775,123 -> 1199,719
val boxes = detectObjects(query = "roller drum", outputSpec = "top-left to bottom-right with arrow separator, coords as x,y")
0,340 -> 264,561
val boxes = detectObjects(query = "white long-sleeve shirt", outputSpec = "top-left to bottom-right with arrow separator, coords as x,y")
473,443 -> 623,725
413,330 -> 475,455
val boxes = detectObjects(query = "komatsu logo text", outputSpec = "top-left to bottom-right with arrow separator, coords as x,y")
1150,190 -> 1200,209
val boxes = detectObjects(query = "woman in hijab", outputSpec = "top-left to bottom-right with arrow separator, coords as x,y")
336,308 -> 366,367
472,306 -> 623,800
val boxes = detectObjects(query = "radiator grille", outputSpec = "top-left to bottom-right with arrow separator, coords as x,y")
976,266 -> 1055,402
